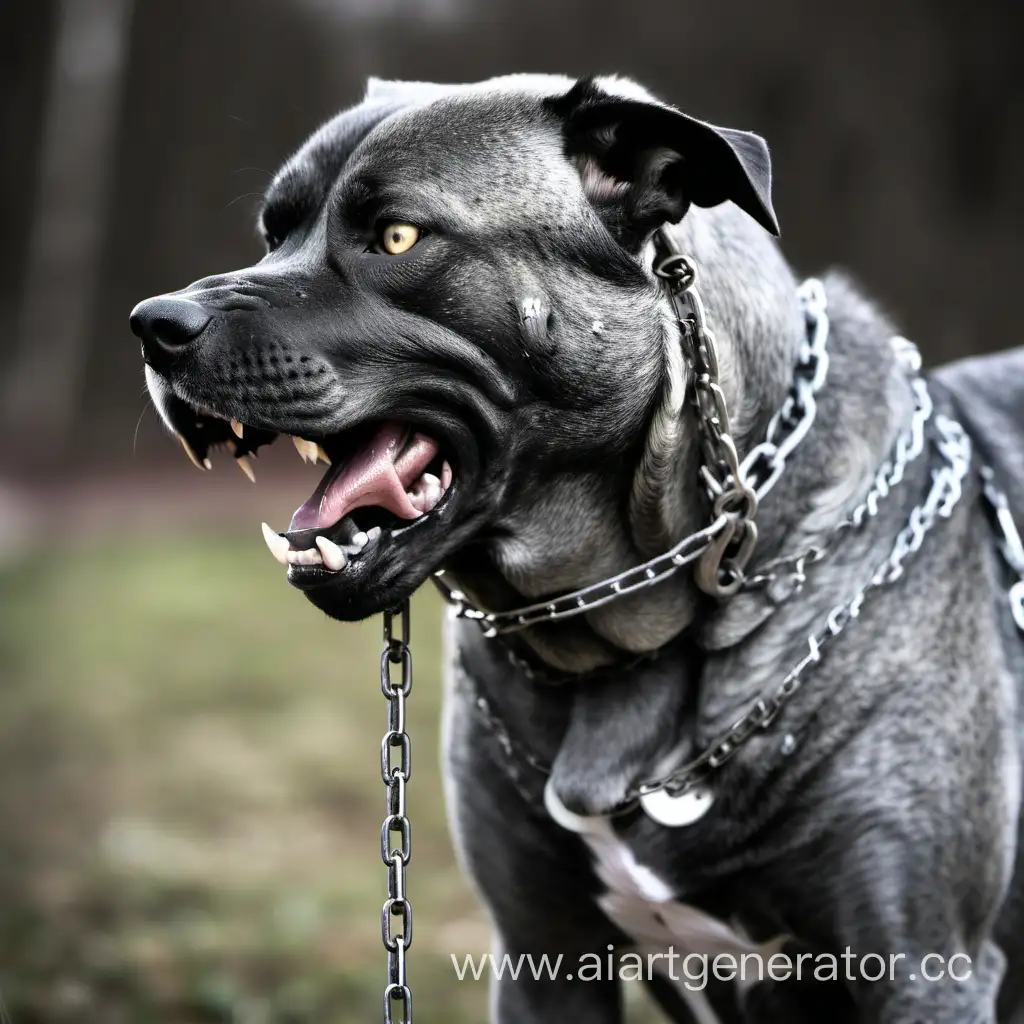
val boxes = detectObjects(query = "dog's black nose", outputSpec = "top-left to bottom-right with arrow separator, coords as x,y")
130,296 -> 211,354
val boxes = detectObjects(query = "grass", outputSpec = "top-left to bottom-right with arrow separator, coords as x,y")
0,530 -> 662,1023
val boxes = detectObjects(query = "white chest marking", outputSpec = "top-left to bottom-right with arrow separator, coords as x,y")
545,782 -> 788,1022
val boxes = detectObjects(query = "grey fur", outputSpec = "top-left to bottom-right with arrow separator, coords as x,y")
132,73 -> 1024,1023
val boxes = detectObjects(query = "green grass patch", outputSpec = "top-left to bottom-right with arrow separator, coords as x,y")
0,533 -> 662,1022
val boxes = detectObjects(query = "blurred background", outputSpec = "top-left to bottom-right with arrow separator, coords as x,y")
0,0 -> 1021,1020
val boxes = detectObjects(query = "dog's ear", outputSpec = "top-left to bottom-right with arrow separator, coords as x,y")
547,79 -> 779,247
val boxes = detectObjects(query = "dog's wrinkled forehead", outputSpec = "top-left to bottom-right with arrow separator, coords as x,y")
348,94 -> 588,230
262,74 -> 658,239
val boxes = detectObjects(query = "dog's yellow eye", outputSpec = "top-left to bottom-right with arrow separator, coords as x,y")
381,222 -> 420,255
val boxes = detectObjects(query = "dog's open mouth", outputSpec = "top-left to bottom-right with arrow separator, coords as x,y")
166,401 -> 454,583
270,420 -> 453,577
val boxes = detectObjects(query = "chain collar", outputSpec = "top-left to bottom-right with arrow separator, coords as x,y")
433,228 -> 832,636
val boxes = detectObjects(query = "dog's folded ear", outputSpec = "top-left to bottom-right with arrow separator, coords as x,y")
547,78 -> 779,247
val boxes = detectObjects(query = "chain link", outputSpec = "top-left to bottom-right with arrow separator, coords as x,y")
738,278 -> 831,501
635,412 -> 972,801
381,602 -> 413,1024
654,237 -> 759,597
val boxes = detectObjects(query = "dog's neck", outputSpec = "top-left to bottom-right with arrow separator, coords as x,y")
444,208 -> 912,674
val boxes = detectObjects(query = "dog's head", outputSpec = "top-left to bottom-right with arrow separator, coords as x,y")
131,74 -> 777,624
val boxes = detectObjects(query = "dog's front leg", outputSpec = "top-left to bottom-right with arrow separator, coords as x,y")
445,705 -> 624,1023
490,934 -> 623,1024
764,825 -> 1009,1024
841,936 -> 1004,1024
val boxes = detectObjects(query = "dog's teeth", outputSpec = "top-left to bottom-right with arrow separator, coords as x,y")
352,531 -> 369,550
179,435 -> 209,471
261,522 -> 290,566
236,455 -> 256,483
441,460 -> 453,492
230,419 -> 244,439
316,445 -> 331,465
315,535 -> 347,571
367,526 -> 382,542
407,472 -> 442,514
285,547 -> 323,566
292,437 -> 319,464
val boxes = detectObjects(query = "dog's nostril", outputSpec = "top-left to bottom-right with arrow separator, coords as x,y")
129,296 -> 212,351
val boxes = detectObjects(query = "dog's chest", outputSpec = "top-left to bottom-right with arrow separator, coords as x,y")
545,792 -> 786,1022
582,824 -> 780,958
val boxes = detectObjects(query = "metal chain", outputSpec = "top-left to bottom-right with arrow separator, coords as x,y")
737,278 -> 831,501
744,348 -> 932,600
654,238 -> 759,597
433,514 -> 727,637
433,233 -> 832,631
380,602 -> 413,1024
635,412 -> 972,801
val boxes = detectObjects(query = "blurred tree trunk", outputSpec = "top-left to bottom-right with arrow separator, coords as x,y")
2,0 -> 133,456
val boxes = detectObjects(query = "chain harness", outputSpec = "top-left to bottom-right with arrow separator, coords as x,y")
374,228 -> 1024,1014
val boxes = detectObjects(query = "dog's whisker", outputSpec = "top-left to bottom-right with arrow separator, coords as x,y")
132,397 -> 153,456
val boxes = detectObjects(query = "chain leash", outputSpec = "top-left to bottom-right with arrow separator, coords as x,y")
380,602 -> 413,1024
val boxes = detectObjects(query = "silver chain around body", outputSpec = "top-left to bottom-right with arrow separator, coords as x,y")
380,603 -> 413,1024
743,341 -> 932,601
635,413 -> 972,801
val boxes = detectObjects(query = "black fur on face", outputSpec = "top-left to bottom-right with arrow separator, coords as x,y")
131,75 -> 774,621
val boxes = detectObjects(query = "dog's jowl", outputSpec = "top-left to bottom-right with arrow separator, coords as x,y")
131,74 -> 1024,1023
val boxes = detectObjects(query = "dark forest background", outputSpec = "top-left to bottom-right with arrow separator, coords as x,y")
0,2 -> 1021,1022
3,0 -> 1023,475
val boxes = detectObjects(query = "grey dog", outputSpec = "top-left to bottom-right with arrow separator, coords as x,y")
130,74 -> 1024,1022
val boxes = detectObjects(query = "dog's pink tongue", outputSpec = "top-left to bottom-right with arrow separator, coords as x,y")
289,422 -> 439,531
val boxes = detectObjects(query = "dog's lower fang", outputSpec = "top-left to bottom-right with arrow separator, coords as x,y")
262,522 -> 290,565
315,535 -> 347,571
262,522 -> 347,572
